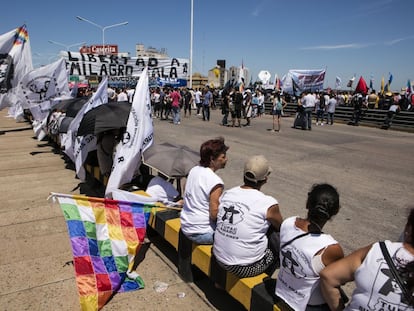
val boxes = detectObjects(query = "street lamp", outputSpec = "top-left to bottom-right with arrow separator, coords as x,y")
189,0 -> 194,89
48,40 -> 86,51
76,16 -> 128,54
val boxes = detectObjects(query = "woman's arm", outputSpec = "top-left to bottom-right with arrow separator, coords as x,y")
320,244 -> 372,310
209,184 -> 223,221
266,204 -> 283,231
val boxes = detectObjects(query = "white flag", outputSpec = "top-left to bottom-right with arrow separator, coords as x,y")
18,58 -> 70,109
17,58 -> 70,140
111,189 -> 158,204
335,76 -> 342,89
105,67 -> 154,197
64,77 -> 108,163
74,134 -> 97,181
0,25 -> 33,111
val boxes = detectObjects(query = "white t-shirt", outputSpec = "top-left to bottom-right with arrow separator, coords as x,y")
127,89 -> 135,103
107,87 -> 116,100
389,104 -> 400,113
146,176 -> 179,203
275,216 -> 338,310
213,186 -> 278,265
180,166 -> 223,236
117,91 -> 128,102
346,241 -> 414,311
302,93 -> 316,108
195,90 -> 202,104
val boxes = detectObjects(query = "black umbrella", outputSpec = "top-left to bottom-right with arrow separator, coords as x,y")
77,101 -> 131,136
58,117 -> 74,133
142,142 -> 199,178
53,97 -> 90,117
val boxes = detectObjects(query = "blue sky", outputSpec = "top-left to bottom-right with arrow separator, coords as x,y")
3,0 -> 413,91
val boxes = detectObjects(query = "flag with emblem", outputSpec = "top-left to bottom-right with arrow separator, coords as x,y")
0,24 -> 33,111
105,67 -> 154,196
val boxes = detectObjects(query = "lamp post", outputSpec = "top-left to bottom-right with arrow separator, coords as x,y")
189,0 -> 194,89
76,16 -> 128,54
48,40 -> 86,51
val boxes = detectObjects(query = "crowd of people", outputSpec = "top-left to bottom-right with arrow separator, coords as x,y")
153,136 -> 413,311
70,82 -> 414,134
288,87 -> 414,130
42,81 -> 414,309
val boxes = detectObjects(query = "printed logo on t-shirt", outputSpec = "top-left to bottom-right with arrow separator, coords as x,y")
280,247 -> 307,278
364,260 -> 411,310
216,201 -> 246,237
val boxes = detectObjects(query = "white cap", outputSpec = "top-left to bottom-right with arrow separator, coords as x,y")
244,155 -> 272,183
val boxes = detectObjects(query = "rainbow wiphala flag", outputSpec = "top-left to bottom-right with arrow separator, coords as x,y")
52,194 -> 152,311
13,24 -> 28,45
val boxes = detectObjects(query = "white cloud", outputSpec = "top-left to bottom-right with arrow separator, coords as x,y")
251,0 -> 269,17
300,43 -> 370,50
385,36 -> 414,46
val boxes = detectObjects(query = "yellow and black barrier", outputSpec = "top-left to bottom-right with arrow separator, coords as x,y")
147,208 -> 286,311
84,163 -> 287,310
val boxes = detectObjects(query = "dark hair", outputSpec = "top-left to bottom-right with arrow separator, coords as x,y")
405,208 -> 414,247
306,183 -> 340,233
243,176 -> 267,189
199,137 -> 229,167
399,208 -> 414,306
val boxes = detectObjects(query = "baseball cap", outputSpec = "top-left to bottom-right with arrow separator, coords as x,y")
244,155 -> 272,183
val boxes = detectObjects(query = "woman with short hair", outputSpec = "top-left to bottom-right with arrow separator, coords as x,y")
180,137 -> 229,244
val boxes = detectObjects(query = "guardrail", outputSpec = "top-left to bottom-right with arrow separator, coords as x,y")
264,102 -> 414,132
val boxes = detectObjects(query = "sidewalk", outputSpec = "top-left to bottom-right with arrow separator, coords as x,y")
0,110 -> 242,311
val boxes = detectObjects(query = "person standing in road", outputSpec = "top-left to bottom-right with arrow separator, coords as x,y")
326,93 -> 337,125
316,92 -> 326,126
256,89 -> 265,117
202,85 -> 213,121
195,88 -> 202,115
302,91 -> 316,130
243,89 -> 253,126
221,87 -> 230,126
170,87 -> 181,125
183,87 -> 193,118
232,87 -> 243,127
272,92 -> 287,132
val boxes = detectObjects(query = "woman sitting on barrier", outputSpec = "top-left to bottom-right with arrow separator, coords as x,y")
180,137 -> 229,244
213,155 -> 283,278
275,183 -> 344,311
320,208 -> 414,310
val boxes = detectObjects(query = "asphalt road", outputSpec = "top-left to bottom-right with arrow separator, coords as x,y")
153,109 -> 413,253
1,108 -> 413,310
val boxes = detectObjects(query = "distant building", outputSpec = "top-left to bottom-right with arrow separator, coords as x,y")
190,73 -> 208,90
206,60 -> 229,89
135,44 -> 168,58
207,67 -> 228,89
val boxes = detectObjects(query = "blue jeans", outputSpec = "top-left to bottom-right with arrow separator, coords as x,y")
172,106 -> 181,124
186,232 -> 214,244
326,112 -> 334,125
202,105 -> 210,121
316,109 -> 324,123
304,107 -> 313,129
